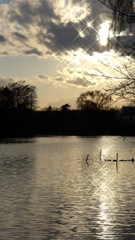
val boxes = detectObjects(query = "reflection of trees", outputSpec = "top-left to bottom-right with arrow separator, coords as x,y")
76,91 -> 112,110
0,81 -> 38,111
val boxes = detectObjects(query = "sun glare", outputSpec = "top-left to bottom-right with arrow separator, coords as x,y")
87,21 -> 92,28
99,21 -> 110,46
79,31 -> 85,38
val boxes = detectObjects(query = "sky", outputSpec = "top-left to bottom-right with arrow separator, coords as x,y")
0,0 -> 135,109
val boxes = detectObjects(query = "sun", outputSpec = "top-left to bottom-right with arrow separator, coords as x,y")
98,21 -> 110,46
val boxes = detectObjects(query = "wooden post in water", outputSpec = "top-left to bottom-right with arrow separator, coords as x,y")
116,153 -> 118,173
86,154 -> 89,165
100,149 -> 102,161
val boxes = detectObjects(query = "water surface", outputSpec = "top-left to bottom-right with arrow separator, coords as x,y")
0,136 -> 135,239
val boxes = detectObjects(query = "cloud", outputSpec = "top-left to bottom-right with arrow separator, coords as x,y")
67,77 -> 96,87
0,0 -> 133,59
24,48 -> 43,56
53,48 -> 135,90
0,51 -> 8,55
55,76 -> 64,82
0,0 -> 106,57
9,1 -> 39,27
0,0 -> 134,92
38,74 -> 48,79
8,0 -> 59,28
38,22 -> 85,53
0,0 -> 10,3
0,76 -> 14,86
0,34 -> 6,43
13,32 -> 28,42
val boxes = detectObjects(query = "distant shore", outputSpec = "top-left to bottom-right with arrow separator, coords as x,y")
0,109 -> 135,137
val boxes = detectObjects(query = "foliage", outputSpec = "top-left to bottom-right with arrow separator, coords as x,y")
46,105 -> 52,111
76,91 -> 112,110
61,103 -> 71,111
0,81 -> 38,111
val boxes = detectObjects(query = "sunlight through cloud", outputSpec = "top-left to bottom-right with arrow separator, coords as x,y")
98,21 -> 110,46
54,0 -> 89,24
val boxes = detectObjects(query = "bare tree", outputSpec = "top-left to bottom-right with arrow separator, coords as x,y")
89,54 -> 135,106
98,0 -> 134,27
106,64 -> 135,105
98,0 -> 135,51
92,1 -> 135,105
0,81 -> 38,111
9,82 -> 38,110
76,91 -> 112,110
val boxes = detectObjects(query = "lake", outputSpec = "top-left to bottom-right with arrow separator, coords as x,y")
0,136 -> 135,240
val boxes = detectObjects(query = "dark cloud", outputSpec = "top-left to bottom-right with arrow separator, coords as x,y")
9,2 -> 35,27
0,0 -> 10,3
55,77 -> 63,81
9,0 -> 59,28
68,77 -> 96,87
38,0 -> 59,24
37,20 -> 99,54
0,35 -> 6,43
38,75 -> 48,79
24,48 -> 43,56
38,22 -> 79,52
36,1 -> 104,54
2,0 -> 109,56
13,32 -> 28,42
0,51 -> 8,55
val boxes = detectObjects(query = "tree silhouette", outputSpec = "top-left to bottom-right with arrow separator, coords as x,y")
98,0 -> 134,51
76,91 -> 112,110
0,81 -> 38,111
105,62 -> 135,105
46,105 -> 52,111
98,0 -> 134,29
0,86 -> 14,111
61,103 -> 71,111
93,1 -> 135,105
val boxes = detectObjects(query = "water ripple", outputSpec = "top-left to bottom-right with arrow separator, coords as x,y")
0,136 -> 134,239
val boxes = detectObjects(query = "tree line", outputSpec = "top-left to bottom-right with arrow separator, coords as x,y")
0,79 -> 134,112
0,82 -> 134,137
0,81 -> 114,112
44,91 -> 113,111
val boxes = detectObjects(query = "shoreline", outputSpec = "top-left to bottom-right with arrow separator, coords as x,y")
0,109 -> 135,138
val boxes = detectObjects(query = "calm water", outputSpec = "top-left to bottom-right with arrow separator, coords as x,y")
0,136 -> 135,240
